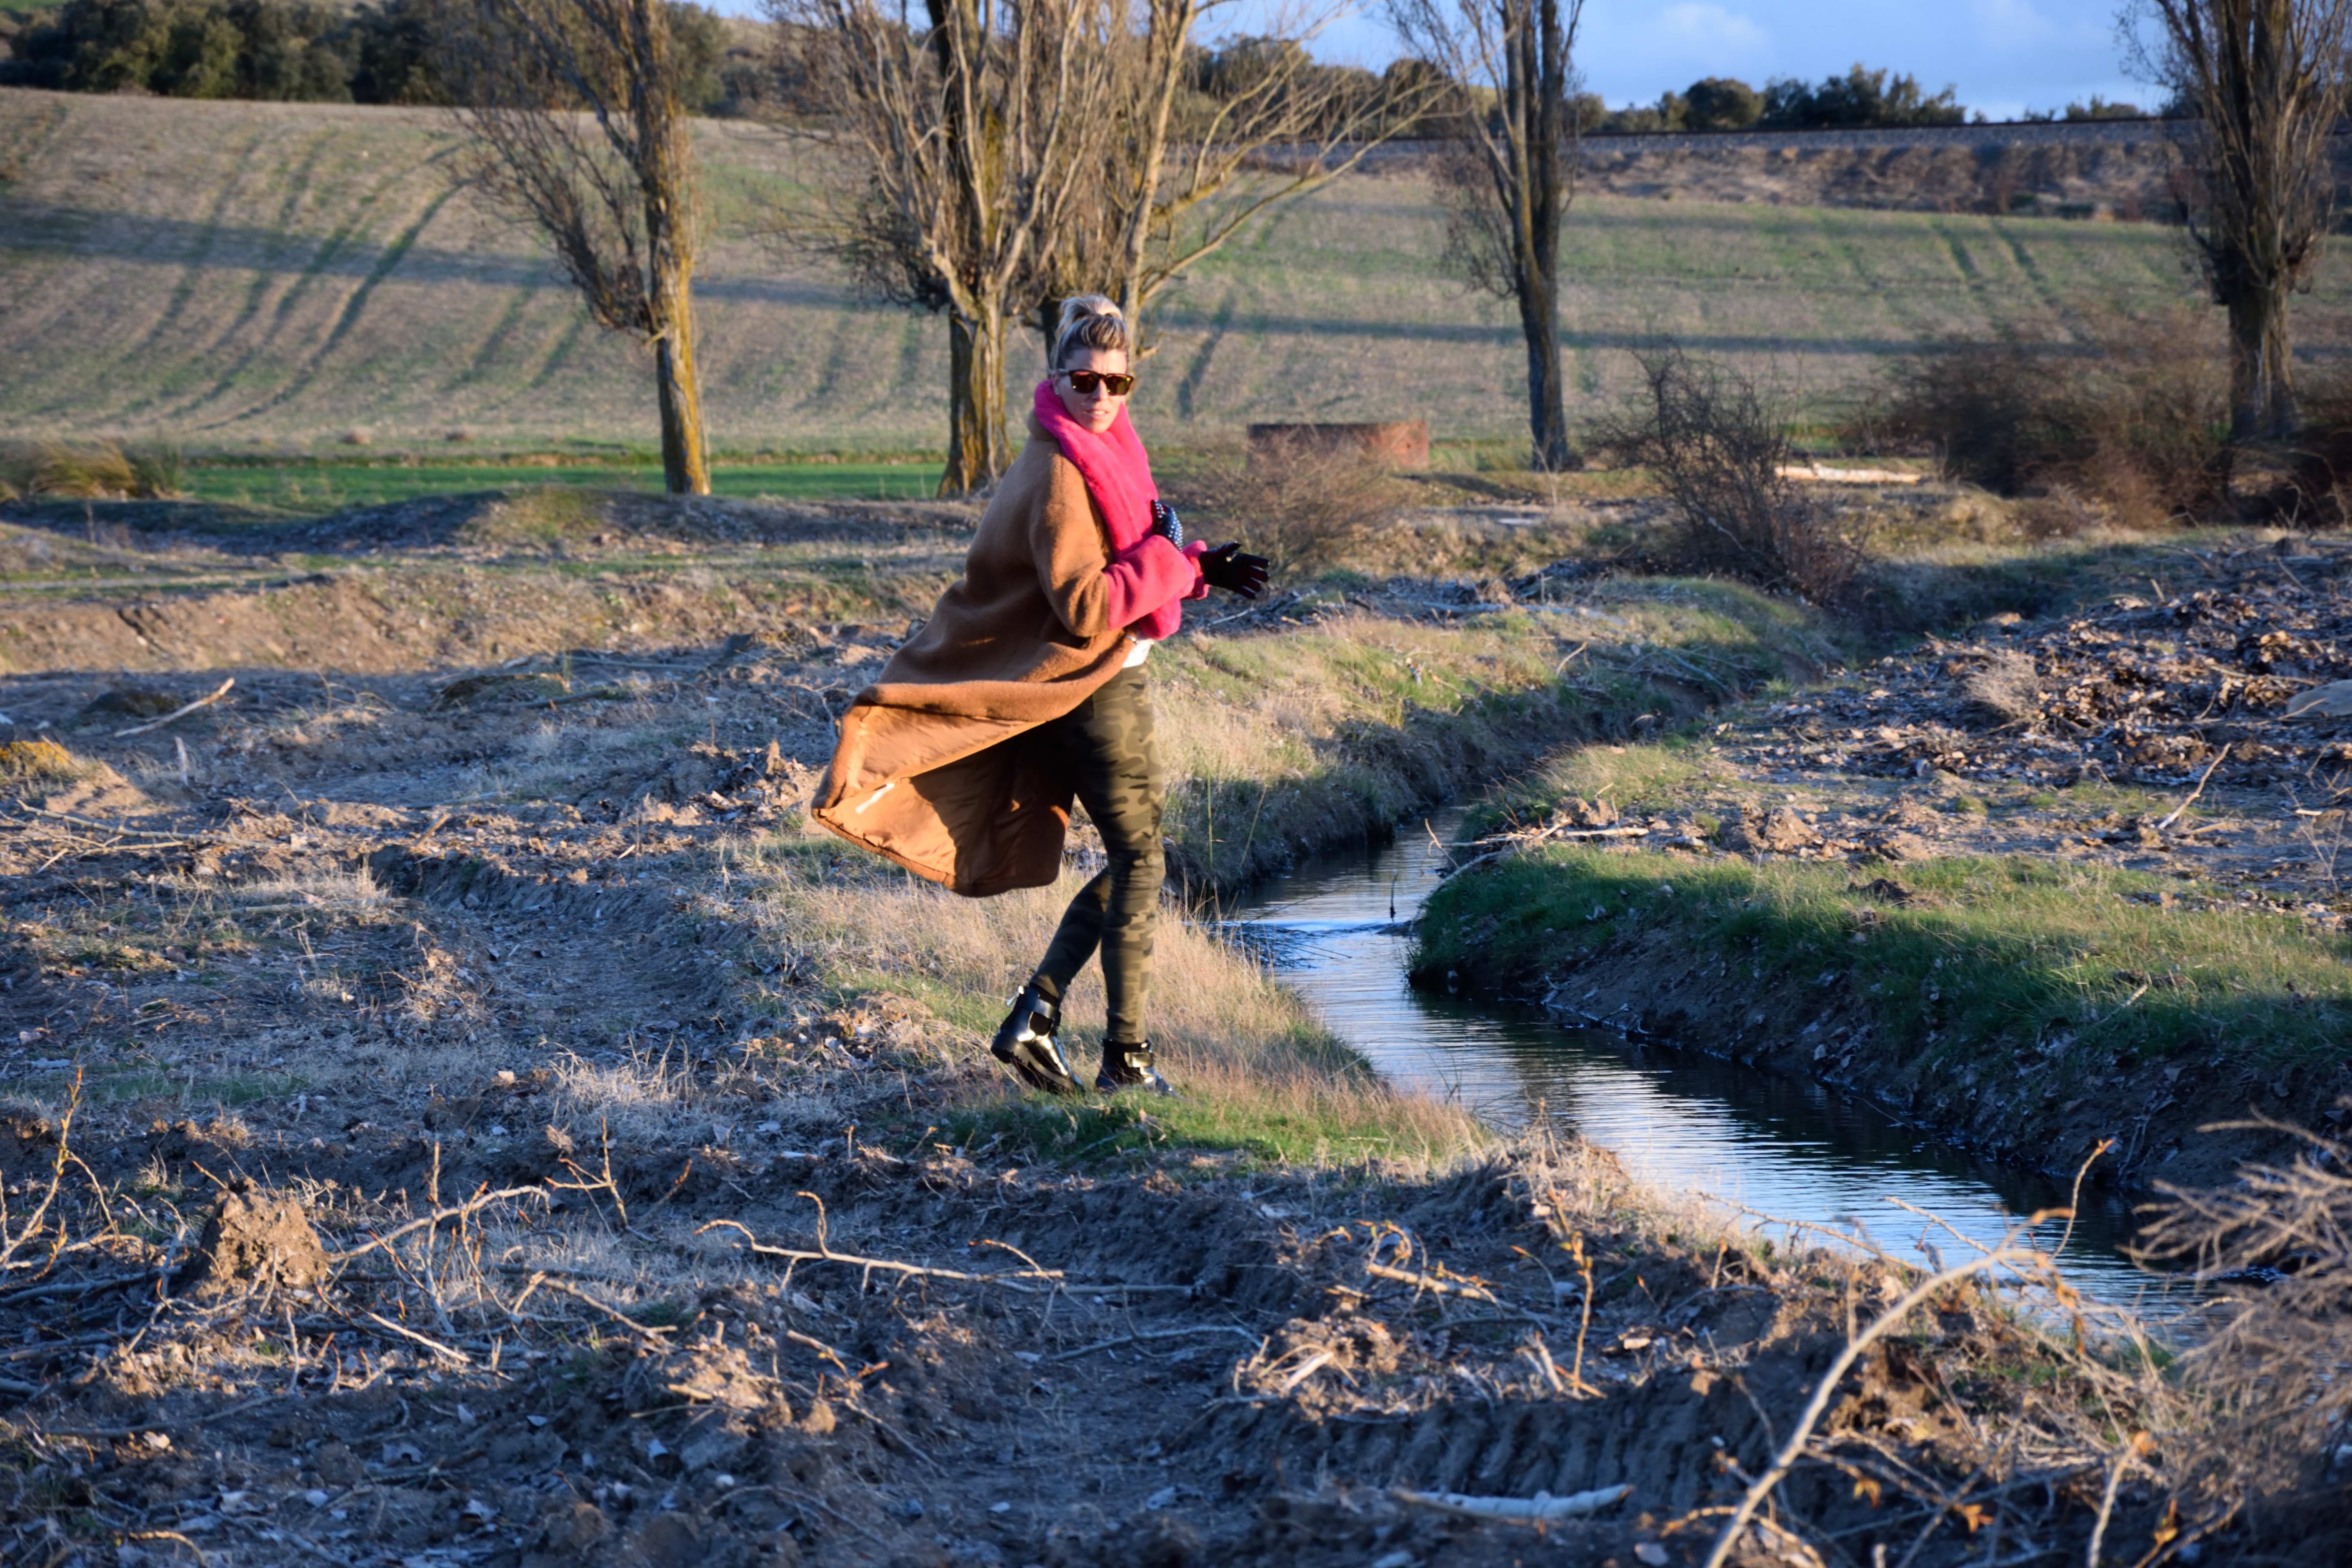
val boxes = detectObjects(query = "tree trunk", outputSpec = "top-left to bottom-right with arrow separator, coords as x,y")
2226,276 -> 2298,440
653,328 -> 709,495
942,307 -> 1008,495
1519,270 -> 1575,471
1512,0 -> 1578,472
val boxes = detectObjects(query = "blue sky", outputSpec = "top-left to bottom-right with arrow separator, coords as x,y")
719,0 -> 2155,125
1307,0 -> 2152,122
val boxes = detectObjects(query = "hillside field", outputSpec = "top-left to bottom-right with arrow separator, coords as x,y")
10,88 -> 2352,454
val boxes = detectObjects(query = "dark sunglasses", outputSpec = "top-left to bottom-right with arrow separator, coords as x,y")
1060,369 -> 1134,396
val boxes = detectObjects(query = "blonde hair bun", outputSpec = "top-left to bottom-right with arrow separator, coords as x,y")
1053,293 -> 1130,368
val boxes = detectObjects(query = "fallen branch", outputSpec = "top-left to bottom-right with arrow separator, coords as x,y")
1365,1261 -> 1501,1303
328,1186 -> 550,1265
1700,1244 -> 2043,1568
116,678 -> 235,738
1394,1483 -> 1632,1523
524,1274 -> 673,1346
359,1310 -> 471,1367
2154,745 -> 2230,834
700,1216 -> 1066,1292
1048,1325 -> 1258,1363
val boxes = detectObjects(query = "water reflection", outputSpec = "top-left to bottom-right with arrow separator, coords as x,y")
1220,812 -> 2180,1309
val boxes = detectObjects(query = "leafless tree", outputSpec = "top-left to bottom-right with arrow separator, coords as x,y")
1383,0 -> 1581,470
1063,3 -> 1437,358
2133,0 -> 2352,441
774,0 -> 1120,494
441,0 -> 712,494
776,0 -> 1433,491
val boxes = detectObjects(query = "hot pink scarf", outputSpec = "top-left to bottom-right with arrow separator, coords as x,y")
1032,379 -> 1205,639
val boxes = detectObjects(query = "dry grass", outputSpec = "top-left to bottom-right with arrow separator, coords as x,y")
743,837 -> 1487,1167
1867,309 -> 2231,527
0,737 -> 102,792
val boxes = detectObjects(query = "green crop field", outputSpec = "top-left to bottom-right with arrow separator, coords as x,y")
7,87 -> 2352,454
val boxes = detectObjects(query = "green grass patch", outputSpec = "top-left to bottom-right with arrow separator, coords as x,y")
1415,847 -> 2352,1073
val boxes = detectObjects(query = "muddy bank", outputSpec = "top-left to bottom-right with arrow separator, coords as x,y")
1414,870 -> 2345,1196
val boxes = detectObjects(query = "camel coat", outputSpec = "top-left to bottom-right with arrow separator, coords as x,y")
813,422 -> 1205,896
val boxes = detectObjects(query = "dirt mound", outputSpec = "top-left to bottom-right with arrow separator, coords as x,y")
180,1184 -> 328,1300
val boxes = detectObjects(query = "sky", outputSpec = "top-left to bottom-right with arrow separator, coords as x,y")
1300,0 -> 2154,122
714,0 -> 2156,126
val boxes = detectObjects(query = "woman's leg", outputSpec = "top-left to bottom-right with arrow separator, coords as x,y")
1029,666 -> 1162,1043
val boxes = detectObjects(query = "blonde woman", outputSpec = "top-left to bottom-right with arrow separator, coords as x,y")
815,297 -> 1269,1094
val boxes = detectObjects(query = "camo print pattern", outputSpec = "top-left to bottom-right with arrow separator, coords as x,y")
1026,664 -> 1163,1045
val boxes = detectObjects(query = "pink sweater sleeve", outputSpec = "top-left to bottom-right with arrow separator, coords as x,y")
1100,535 -> 1207,631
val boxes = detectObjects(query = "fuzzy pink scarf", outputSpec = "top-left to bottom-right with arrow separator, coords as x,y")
1031,379 -> 1205,638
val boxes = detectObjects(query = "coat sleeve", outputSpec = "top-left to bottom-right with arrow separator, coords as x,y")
1030,457 -> 1206,637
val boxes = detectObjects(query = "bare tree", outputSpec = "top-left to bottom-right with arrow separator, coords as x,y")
442,0 -> 712,494
776,0 -> 1118,494
1383,0 -> 1581,470
2134,0 -> 2352,441
1069,5 -> 1436,356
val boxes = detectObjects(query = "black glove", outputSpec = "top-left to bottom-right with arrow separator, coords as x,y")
1149,499 -> 1184,549
1200,542 -> 1269,600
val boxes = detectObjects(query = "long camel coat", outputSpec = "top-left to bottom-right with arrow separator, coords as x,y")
812,417 -> 1205,896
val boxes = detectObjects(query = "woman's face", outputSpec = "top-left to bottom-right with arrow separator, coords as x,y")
1054,347 -> 1130,434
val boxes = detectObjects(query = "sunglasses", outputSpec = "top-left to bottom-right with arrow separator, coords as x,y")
1059,369 -> 1135,396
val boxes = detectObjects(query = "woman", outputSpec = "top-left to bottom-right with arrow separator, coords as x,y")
814,296 -> 1269,1096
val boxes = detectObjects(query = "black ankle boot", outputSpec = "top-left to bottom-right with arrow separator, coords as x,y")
1096,1039 -> 1171,1095
990,983 -> 1080,1095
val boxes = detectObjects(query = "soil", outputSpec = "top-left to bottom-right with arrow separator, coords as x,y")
0,489 -> 2195,1566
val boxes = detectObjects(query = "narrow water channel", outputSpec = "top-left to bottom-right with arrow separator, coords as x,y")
1224,811 -> 2175,1308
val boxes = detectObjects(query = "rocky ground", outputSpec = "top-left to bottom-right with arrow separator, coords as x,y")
0,491 -> 2231,1567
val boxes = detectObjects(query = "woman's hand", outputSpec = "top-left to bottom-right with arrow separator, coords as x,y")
1200,542 -> 1269,599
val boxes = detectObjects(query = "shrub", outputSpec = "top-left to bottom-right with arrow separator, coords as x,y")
29,441 -> 138,499
1167,441 -> 1413,579
1868,312 -> 2229,526
127,444 -> 186,499
0,739 -> 100,793
1598,345 -> 1860,604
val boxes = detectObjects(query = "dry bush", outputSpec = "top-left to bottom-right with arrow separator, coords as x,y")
1962,648 -> 2044,726
1169,441 -> 1416,579
1869,311 -> 2230,526
0,440 -> 186,500
0,737 -> 103,792
1599,344 -> 1860,604
2137,1118 -> 2352,1556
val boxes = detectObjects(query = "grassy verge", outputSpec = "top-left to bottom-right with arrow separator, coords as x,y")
1412,757 -> 2352,1183
1417,847 -> 2352,1067
741,836 -> 1488,1170
1152,578 -> 1839,893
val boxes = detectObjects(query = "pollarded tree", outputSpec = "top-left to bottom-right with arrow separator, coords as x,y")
442,0 -> 713,493
1384,0 -> 1582,470
2134,0 -> 2352,440
1034,4 -> 1438,361
777,0 -> 1120,494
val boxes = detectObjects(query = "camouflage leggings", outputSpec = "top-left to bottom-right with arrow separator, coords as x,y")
1025,664 -> 1163,1046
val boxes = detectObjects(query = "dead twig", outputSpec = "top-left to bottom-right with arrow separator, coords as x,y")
116,678 -> 234,737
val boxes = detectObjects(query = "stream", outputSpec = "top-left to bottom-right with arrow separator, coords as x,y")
1225,810 -> 2178,1308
